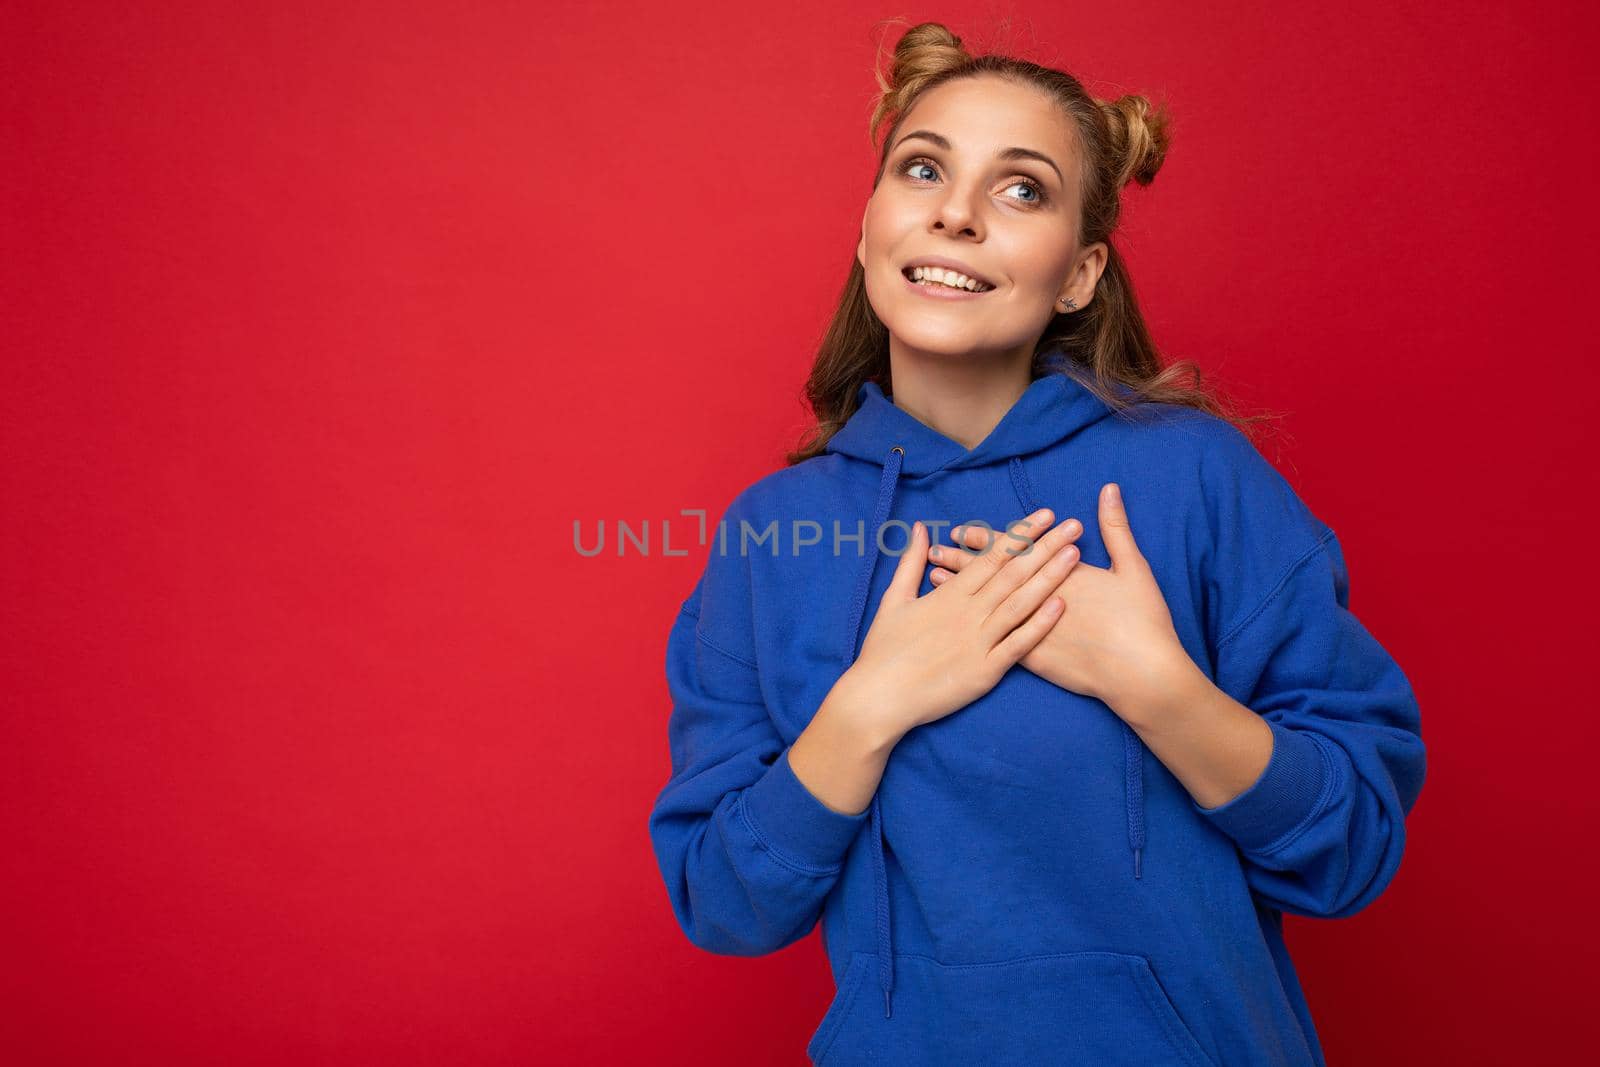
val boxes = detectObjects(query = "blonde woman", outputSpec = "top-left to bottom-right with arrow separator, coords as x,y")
648,22 -> 1425,1067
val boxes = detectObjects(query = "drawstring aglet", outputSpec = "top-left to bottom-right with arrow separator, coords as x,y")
884,987 -> 893,1019
1133,847 -> 1143,880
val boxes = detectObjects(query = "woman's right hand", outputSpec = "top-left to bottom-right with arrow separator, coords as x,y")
835,508 -> 1084,740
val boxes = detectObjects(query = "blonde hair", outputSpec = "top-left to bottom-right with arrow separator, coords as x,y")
786,20 -> 1284,466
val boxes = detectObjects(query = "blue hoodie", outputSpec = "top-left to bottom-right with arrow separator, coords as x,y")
648,359 -> 1426,1066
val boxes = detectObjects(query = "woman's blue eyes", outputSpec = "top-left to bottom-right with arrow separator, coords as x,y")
899,157 -> 1049,206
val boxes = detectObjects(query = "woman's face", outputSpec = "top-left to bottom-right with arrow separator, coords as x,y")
857,76 -> 1105,362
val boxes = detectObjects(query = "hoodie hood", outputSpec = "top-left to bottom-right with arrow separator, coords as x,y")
825,363 -> 1136,477
825,363 -> 1143,1019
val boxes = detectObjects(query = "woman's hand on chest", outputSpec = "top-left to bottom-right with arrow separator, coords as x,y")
927,482 -> 1195,723
837,507 -> 1085,739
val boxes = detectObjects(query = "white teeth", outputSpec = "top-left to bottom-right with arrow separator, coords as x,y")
909,266 -> 991,292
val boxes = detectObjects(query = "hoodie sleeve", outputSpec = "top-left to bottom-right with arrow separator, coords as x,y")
1193,431 -> 1427,919
647,500 -> 870,956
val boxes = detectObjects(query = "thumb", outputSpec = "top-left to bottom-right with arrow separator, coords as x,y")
885,520 -> 928,599
1098,483 -> 1145,571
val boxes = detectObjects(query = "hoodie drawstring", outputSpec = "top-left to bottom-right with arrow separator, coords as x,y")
1009,457 -> 1146,881
841,444 -> 903,1020
1123,725 -> 1147,879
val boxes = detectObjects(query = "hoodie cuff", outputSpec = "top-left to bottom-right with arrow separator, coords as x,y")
1193,721 -> 1332,856
740,748 -> 870,873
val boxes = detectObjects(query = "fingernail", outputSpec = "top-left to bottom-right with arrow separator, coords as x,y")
1033,508 -> 1053,523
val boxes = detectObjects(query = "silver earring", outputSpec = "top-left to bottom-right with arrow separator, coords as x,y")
1060,298 -> 1078,311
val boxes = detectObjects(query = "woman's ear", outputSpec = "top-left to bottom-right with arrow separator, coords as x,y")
856,205 -> 868,270
1067,241 -> 1109,307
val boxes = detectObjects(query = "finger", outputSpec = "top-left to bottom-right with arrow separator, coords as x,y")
1098,483 -> 1145,572
948,509 -> 1056,595
944,522 -> 999,566
926,539 -> 971,575
952,515 -> 1081,564
885,520 -> 928,599
990,594 -> 1064,668
980,533 -> 1080,641
970,518 -> 1077,614
930,531 -> 976,573
928,566 -> 952,585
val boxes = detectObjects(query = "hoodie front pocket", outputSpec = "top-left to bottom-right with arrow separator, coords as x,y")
807,951 -> 1217,1067
806,952 -> 871,1065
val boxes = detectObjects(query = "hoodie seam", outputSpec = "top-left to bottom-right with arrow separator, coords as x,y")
1244,730 -> 1343,858
888,949 -> 1160,969
923,447 -> 1055,480
691,621 -> 759,670
734,792 -> 846,877
1126,956 -> 1217,1067
1215,528 -> 1337,651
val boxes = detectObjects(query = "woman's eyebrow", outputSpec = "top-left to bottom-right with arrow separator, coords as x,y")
891,129 -> 1063,185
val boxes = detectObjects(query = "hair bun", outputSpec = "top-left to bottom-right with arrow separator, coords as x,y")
868,21 -> 975,148
1100,94 -> 1171,187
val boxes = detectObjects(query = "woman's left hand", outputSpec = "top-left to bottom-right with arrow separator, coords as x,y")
927,483 -> 1194,719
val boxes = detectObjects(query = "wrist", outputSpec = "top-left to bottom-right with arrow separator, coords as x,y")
823,667 -> 908,756
1109,648 -> 1209,731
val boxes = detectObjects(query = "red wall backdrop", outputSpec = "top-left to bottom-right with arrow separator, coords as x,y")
5,2 -> 1596,1063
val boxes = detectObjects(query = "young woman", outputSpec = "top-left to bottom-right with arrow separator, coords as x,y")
648,22 -> 1425,1067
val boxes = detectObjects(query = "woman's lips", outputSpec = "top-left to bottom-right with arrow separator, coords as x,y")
901,269 -> 995,300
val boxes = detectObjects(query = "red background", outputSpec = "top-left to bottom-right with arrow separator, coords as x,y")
5,2 -> 1596,1063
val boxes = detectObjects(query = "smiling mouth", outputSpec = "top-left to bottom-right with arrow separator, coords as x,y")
901,266 -> 996,294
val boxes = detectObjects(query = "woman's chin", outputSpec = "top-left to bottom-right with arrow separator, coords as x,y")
884,324 -> 1026,362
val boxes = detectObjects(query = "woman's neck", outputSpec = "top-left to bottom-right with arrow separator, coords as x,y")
886,345 -> 1036,451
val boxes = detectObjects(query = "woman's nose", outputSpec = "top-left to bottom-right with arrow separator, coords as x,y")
930,185 -> 983,237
